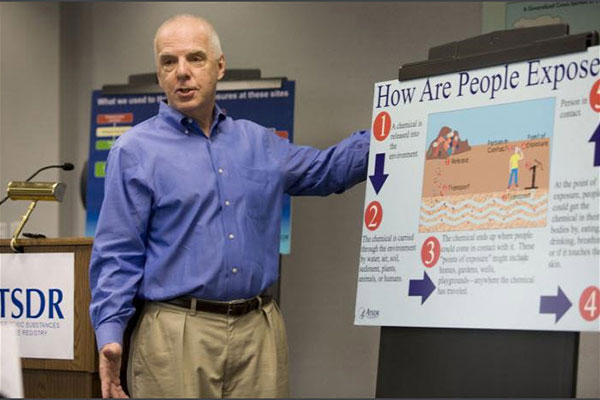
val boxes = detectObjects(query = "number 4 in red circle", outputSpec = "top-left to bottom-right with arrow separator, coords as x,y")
579,286 -> 600,321
364,201 -> 383,231
421,236 -> 441,268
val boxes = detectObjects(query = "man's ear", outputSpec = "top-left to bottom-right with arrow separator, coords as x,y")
217,54 -> 226,81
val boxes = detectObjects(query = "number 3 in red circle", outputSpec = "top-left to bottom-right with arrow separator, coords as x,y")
421,236 -> 441,268
373,111 -> 391,142
364,201 -> 383,231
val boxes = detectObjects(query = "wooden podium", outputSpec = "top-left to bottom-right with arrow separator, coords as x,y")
0,238 -> 100,398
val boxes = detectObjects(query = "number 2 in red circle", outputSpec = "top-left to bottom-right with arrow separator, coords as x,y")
590,79 -> 600,113
421,236 -> 441,268
579,286 -> 600,321
364,201 -> 383,231
373,111 -> 391,142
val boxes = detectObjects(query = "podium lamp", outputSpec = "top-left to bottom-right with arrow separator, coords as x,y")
5,181 -> 65,252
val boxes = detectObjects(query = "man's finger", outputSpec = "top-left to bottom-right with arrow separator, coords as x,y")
111,383 -> 129,399
100,362 -> 115,398
101,379 -> 111,399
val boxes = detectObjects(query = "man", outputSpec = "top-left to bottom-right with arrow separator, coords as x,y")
89,14 -> 370,398
507,146 -> 524,190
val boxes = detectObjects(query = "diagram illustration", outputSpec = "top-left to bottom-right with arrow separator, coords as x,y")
419,98 -> 555,232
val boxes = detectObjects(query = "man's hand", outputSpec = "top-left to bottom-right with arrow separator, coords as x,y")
99,342 -> 129,398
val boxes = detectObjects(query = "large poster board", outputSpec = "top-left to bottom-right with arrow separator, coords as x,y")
86,81 -> 295,254
355,46 -> 600,332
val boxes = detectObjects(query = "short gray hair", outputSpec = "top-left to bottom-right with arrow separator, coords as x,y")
153,14 -> 223,61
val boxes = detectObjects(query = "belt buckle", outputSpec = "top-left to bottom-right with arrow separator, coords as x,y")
256,295 -> 263,313
227,298 -> 245,315
190,298 -> 197,316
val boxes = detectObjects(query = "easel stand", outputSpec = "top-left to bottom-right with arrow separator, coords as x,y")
377,24 -> 598,398
377,327 -> 578,397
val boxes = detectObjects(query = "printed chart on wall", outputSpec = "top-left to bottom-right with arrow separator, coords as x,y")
355,46 -> 600,332
86,80 -> 295,254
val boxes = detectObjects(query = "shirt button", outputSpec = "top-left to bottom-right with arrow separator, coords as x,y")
225,200 -> 231,206
232,267 -> 238,274
184,130 -> 189,134
218,168 -> 224,174
228,233 -> 235,240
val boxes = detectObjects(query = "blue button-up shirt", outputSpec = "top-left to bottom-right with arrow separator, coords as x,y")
89,101 -> 370,349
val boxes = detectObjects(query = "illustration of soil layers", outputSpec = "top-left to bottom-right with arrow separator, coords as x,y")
420,98 -> 555,232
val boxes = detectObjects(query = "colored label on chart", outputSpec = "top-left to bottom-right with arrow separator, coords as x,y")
96,126 -> 131,137
97,113 -> 134,124
95,140 -> 115,151
94,162 -> 106,178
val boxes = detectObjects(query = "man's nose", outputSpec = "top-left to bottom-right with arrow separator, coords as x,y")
176,59 -> 191,80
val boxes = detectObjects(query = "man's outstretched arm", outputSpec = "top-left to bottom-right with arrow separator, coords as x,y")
278,129 -> 371,196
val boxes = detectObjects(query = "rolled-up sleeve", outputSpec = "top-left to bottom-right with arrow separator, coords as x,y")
89,143 -> 152,350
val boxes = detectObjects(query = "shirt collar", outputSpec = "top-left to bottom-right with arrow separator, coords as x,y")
158,101 -> 227,135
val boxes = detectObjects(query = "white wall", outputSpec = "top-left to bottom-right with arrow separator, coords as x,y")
0,3 -> 60,238
2,2 -> 596,398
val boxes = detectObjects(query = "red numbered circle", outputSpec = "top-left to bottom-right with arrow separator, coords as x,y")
579,286 -> 600,321
373,111 -> 391,142
364,201 -> 383,231
421,236 -> 441,268
590,79 -> 600,113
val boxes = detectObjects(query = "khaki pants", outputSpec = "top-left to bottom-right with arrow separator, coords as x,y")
127,300 -> 289,398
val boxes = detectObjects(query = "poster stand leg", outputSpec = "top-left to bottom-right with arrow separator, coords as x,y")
376,327 -> 579,397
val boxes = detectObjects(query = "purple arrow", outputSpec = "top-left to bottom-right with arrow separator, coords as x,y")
590,122 -> 600,167
369,153 -> 389,194
409,271 -> 436,304
539,287 -> 572,323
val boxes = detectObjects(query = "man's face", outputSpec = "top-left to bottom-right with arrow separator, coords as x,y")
155,20 -> 225,118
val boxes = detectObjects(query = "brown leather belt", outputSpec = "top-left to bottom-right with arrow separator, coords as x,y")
164,295 -> 272,316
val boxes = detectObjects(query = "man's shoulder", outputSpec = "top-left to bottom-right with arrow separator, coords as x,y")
224,116 -> 283,141
112,116 -> 160,150
226,116 -> 266,131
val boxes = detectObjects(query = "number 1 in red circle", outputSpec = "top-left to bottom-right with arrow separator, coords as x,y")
421,236 -> 441,268
579,286 -> 600,321
364,201 -> 383,231
373,111 -> 391,142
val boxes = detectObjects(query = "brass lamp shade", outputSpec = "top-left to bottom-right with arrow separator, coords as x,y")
7,181 -> 65,202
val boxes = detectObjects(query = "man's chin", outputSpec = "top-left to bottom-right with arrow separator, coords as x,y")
171,101 -> 200,114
